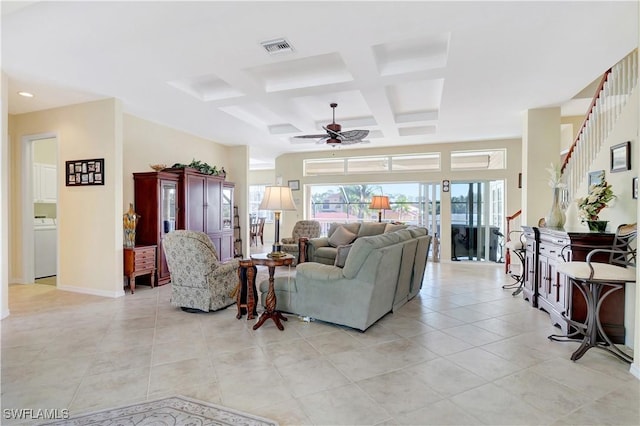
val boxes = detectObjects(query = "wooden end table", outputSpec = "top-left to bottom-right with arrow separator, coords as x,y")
123,245 -> 156,294
250,253 -> 294,331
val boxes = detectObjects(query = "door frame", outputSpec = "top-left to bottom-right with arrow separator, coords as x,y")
21,132 -> 58,284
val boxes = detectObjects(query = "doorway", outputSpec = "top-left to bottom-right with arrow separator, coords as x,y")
450,180 -> 504,262
21,133 -> 58,285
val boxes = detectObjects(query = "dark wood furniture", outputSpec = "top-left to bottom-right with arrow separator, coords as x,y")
233,205 -> 243,258
235,259 -> 257,320
250,217 -> 265,246
123,245 -> 156,294
170,167 -> 235,261
522,226 -> 625,343
133,171 -> 179,285
249,253 -> 295,331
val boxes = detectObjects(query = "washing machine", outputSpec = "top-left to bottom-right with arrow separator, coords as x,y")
34,218 -> 57,279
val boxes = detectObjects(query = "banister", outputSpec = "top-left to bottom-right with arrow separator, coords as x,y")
560,69 -> 612,175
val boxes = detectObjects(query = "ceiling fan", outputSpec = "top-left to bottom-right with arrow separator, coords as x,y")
292,103 -> 369,145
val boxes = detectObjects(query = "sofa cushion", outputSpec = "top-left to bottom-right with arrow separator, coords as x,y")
328,225 -> 357,248
357,222 -> 387,237
407,226 -> 428,237
334,244 -> 353,268
328,222 -> 361,238
385,223 -> 408,233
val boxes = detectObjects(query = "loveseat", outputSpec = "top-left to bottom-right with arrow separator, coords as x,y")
259,227 -> 431,331
306,222 -> 408,265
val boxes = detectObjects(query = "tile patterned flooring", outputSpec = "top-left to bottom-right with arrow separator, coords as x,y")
1,261 -> 639,425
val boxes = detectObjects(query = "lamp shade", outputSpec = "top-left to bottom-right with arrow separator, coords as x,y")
259,186 -> 297,211
369,195 -> 391,210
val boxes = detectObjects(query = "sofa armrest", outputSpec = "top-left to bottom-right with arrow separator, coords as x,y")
281,237 -> 296,244
308,237 -> 330,249
296,262 -> 345,281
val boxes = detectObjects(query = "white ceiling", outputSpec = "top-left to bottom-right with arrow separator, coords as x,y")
2,1 -> 638,170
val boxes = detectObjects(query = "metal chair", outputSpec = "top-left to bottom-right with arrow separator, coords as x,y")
502,230 -> 526,296
549,223 -> 636,362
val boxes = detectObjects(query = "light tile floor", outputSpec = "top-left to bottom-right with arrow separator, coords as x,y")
2,261 -> 639,425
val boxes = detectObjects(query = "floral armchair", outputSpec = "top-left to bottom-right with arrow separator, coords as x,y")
163,230 -> 239,312
281,220 -> 321,265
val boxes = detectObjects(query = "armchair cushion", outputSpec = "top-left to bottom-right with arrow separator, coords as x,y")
328,225 -> 357,248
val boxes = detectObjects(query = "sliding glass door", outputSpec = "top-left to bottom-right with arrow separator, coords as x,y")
450,180 -> 504,262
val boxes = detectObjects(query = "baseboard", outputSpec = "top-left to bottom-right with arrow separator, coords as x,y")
630,363 -> 640,380
57,284 -> 125,298
1,308 -> 10,319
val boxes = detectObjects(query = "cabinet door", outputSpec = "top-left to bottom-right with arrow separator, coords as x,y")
186,174 -> 206,232
205,177 -> 221,233
523,242 -> 537,306
33,164 -> 40,201
40,165 -> 57,202
33,163 -> 57,203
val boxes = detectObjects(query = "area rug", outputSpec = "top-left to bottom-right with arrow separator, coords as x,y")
43,395 -> 279,426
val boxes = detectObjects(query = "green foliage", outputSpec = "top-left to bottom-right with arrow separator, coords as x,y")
576,178 -> 615,221
171,159 -> 226,176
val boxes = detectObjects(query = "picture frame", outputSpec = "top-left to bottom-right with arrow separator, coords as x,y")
288,179 -> 300,191
588,170 -> 605,187
633,177 -> 638,199
66,158 -> 104,186
610,141 -> 631,173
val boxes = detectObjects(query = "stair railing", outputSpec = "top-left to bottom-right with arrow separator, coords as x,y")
561,49 -> 638,197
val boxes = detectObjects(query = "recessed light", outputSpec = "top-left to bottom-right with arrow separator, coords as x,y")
18,91 -> 34,98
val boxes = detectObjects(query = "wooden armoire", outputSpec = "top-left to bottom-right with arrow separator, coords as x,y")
133,167 -> 235,285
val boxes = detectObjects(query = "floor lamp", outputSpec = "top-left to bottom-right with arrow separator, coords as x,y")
259,186 -> 297,257
369,195 -> 390,222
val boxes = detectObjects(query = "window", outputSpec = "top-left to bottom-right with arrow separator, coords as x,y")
451,149 -> 506,170
304,153 -> 441,176
391,153 -> 440,171
248,184 -> 274,221
304,158 -> 345,176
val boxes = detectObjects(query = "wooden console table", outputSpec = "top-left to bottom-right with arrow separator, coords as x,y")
521,226 -> 625,343
123,245 -> 156,294
249,253 -> 294,330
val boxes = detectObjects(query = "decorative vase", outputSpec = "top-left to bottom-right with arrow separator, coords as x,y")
123,203 -> 140,248
546,187 -> 566,228
586,220 -> 608,232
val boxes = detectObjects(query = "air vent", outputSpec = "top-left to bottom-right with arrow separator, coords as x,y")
261,38 -> 294,54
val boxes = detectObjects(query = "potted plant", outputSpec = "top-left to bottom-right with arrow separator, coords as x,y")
576,172 -> 615,232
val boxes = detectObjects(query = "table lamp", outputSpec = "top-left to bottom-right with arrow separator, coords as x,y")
259,185 -> 297,257
369,195 -> 391,222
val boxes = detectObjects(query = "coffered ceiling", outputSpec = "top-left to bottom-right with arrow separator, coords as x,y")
2,1 -> 638,169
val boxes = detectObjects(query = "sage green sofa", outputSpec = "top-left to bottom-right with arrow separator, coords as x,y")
259,227 -> 431,331
306,222 -> 408,265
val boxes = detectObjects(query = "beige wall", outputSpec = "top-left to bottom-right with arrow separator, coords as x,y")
123,114 -> 232,208
9,99 -> 124,296
1,71 -> 9,318
274,138 -> 522,261
564,89 -> 638,230
522,107 -> 562,226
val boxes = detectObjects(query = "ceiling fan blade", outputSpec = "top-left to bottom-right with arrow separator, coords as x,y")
293,133 -> 328,139
339,129 -> 369,141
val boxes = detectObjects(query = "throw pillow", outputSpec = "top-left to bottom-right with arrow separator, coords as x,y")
334,244 -> 353,268
328,225 -> 357,248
